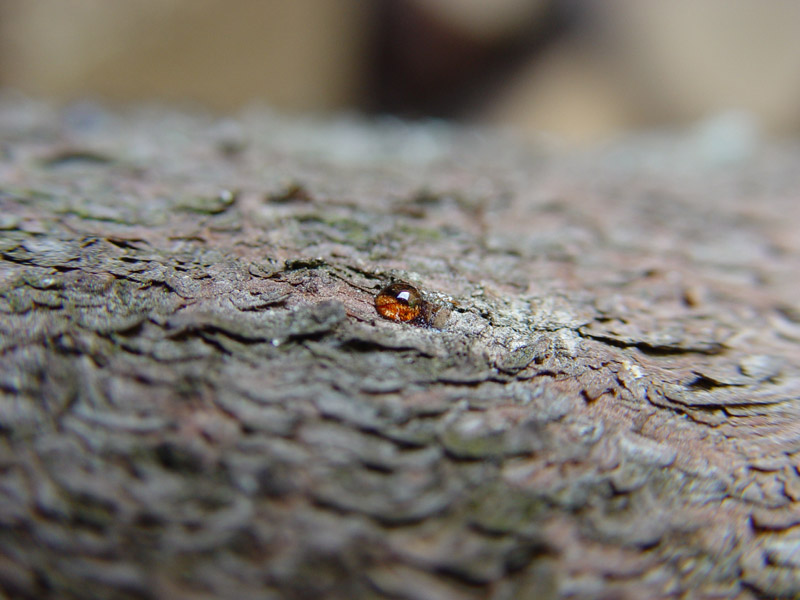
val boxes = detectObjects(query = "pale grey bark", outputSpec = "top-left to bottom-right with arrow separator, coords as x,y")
1,97 -> 800,599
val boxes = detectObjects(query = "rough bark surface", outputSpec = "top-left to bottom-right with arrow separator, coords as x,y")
1,97 -> 800,600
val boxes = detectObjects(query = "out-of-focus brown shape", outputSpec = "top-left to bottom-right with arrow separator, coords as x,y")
3,0 -> 800,144
0,0 -> 369,111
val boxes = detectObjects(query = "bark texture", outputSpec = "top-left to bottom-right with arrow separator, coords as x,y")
1,97 -> 800,599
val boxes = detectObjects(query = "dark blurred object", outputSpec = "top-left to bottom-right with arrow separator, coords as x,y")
368,0 -> 564,118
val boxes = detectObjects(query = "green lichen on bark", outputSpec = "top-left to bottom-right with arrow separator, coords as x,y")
1,97 -> 800,599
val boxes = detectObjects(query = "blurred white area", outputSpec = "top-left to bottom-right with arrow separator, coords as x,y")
486,0 -> 800,143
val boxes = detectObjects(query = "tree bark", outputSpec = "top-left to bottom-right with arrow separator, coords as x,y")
1,97 -> 800,599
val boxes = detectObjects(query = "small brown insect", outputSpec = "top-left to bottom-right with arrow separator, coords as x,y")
375,282 -> 424,323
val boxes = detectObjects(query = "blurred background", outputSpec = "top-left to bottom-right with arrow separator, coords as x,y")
1,0 -> 799,146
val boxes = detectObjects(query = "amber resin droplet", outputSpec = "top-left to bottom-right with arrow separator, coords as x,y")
375,283 -> 423,323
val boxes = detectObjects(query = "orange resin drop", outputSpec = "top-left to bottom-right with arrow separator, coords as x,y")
375,283 -> 423,323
